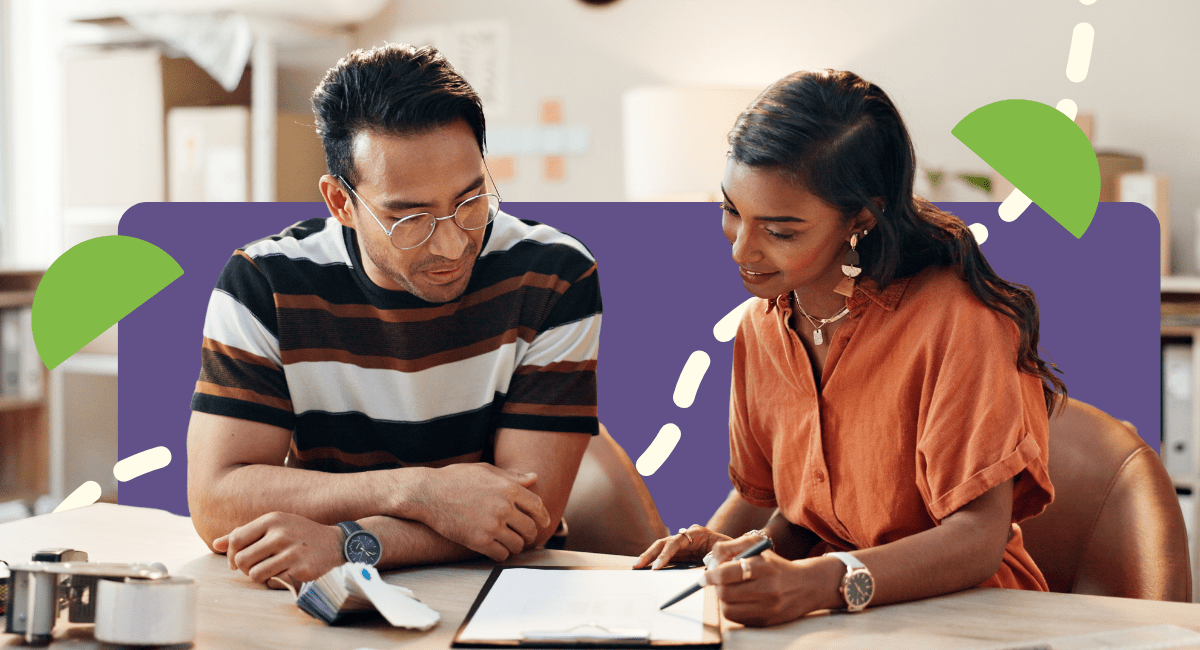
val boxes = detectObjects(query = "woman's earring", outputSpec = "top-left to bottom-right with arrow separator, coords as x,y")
833,233 -> 863,297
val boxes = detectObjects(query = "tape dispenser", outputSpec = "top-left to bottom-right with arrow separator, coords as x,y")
3,548 -> 197,646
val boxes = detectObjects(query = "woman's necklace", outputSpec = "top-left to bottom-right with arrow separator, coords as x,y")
792,290 -> 849,346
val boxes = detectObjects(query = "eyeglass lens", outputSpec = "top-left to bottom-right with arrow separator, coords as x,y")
391,194 -> 500,249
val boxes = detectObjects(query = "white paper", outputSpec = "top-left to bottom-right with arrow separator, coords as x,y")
347,565 -> 439,630
457,569 -> 707,643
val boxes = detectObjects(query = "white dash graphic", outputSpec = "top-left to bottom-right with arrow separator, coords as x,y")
999,188 -> 1033,222
1055,98 -> 1079,121
673,351 -> 711,408
968,223 -> 989,245
1066,23 -> 1095,82
713,297 -> 757,342
113,446 -> 173,482
636,424 -> 681,476
54,481 -> 101,513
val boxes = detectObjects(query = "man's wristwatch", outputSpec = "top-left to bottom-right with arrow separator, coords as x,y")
336,521 -> 382,566
826,551 -> 874,612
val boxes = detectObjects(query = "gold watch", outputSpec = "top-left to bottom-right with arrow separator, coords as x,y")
827,551 -> 874,612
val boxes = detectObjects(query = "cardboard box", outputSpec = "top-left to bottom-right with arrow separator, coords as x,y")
1097,152 -> 1144,202
63,48 -> 251,208
1117,172 -> 1170,275
168,106 -> 250,202
276,113 -> 328,202
1075,112 -> 1094,142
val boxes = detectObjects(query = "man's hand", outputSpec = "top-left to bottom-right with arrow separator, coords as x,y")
402,463 -> 551,561
214,511 -> 344,590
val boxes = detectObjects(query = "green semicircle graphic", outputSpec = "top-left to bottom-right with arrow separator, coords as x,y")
33,235 -> 183,369
952,99 -> 1100,238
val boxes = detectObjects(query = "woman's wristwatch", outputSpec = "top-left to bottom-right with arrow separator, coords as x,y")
826,551 -> 874,612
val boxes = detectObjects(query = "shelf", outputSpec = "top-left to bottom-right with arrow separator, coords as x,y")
1162,276 -> 1200,294
58,353 -> 118,376
0,291 -> 35,309
1171,473 -> 1200,488
0,396 -> 45,412
0,486 -> 38,505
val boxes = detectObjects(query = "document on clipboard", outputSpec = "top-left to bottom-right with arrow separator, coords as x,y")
452,566 -> 722,648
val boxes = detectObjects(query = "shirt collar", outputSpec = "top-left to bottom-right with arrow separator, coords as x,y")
848,275 -> 912,312
763,275 -> 913,315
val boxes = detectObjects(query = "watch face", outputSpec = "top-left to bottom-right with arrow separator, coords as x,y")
345,531 -> 382,566
845,571 -> 874,609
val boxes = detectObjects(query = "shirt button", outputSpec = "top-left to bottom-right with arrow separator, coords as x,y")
854,290 -> 864,299
815,470 -> 825,482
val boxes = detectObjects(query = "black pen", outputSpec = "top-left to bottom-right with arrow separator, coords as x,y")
659,536 -> 773,610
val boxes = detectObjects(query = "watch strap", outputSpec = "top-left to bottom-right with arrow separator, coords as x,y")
828,551 -> 865,571
336,521 -> 364,541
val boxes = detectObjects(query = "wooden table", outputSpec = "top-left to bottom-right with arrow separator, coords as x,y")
3,504 -> 1199,649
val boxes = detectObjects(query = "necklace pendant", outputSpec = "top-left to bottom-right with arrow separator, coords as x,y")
813,328 -> 824,346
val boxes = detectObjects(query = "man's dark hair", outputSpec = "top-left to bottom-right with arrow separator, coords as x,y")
311,43 -> 485,193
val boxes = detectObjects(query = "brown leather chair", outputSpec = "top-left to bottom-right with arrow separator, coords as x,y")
559,424 -> 670,556
1021,398 -> 1192,601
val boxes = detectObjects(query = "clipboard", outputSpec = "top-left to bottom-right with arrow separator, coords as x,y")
451,566 -> 722,648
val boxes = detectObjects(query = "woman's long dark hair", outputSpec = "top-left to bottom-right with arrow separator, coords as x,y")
728,70 -> 1066,415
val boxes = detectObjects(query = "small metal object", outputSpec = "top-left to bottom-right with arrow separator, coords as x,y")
4,554 -> 168,646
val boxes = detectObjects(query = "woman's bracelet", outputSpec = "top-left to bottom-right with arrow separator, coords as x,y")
742,529 -> 772,545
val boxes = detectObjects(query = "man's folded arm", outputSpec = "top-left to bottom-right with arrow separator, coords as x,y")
187,411 -> 415,549
187,411 -> 551,561
492,427 -> 591,548
362,427 -> 589,569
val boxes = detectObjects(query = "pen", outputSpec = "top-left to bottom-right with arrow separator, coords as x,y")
659,536 -> 773,610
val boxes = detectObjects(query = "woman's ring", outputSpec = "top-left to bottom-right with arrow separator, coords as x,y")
676,527 -> 694,547
740,558 -> 752,581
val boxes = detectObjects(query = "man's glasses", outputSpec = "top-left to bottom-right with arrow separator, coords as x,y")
337,174 -> 502,251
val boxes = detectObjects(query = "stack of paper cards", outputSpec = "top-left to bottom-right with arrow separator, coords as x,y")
294,563 -> 439,630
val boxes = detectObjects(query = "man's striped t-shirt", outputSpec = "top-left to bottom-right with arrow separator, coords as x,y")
190,212 -> 601,472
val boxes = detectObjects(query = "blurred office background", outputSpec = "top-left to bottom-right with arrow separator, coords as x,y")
0,0 -> 1196,581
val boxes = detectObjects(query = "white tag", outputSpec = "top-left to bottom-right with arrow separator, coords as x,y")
347,565 -> 440,631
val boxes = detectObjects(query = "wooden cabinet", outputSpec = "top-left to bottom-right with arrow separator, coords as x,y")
0,271 -> 47,506
1159,275 -> 1200,602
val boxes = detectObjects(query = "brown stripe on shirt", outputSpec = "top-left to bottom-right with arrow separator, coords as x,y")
195,380 -> 293,412
290,446 -> 485,469
202,337 -> 278,369
513,359 -> 599,375
273,271 -> 573,324
500,402 -> 598,418
233,249 -> 262,270
507,370 -> 597,405
280,326 -> 538,371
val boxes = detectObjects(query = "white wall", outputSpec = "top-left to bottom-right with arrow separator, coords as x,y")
362,0 -> 1200,271
4,0 -> 65,269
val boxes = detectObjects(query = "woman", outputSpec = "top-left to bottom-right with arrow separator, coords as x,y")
633,70 -> 1066,627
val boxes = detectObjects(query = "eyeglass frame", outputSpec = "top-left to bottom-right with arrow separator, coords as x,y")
336,167 -> 503,251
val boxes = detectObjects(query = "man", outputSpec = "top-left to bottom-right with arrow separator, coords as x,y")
186,44 -> 601,589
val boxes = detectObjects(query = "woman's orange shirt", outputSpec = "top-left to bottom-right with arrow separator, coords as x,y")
728,266 -> 1053,590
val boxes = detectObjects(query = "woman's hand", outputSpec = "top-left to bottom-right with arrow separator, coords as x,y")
705,534 -> 844,627
633,525 -> 731,569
